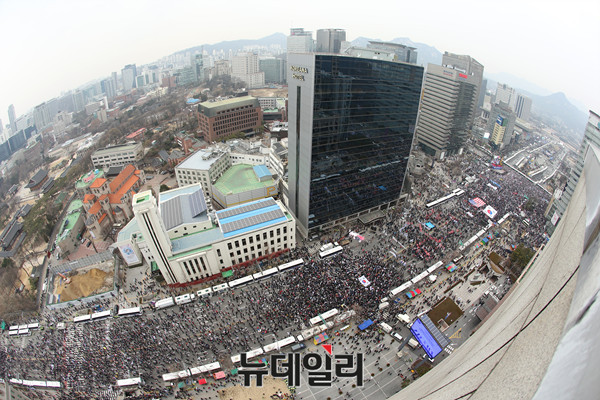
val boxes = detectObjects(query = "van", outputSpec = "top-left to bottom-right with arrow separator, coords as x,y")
379,322 -> 393,333
391,332 -> 403,342
408,338 -> 419,349
291,343 -> 306,352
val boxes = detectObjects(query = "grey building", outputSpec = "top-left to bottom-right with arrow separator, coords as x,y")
8,104 -> 17,133
121,64 -> 137,92
287,28 -> 314,54
514,93 -> 532,121
288,53 -> 423,235
478,78 -> 487,108
416,64 -> 478,158
367,41 -> 418,64
488,101 -> 517,149
442,51 -> 484,127
316,29 -> 346,53
547,110 -> 600,233
259,57 -> 286,83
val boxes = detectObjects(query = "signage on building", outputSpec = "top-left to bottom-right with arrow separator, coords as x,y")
290,66 -> 308,81
458,73 -> 468,79
118,243 -> 141,266
496,115 -> 504,126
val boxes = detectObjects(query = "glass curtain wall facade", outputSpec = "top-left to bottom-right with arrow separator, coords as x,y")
288,54 -> 423,233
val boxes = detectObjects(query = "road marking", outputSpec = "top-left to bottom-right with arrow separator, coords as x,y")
448,328 -> 461,339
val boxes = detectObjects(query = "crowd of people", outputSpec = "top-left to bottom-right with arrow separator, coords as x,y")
0,151 -> 551,399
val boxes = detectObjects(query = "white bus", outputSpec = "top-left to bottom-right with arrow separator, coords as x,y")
261,267 -> 278,279
117,307 -> 142,318
174,293 -> 195,305
27,323 -> 39,330
18,329 -> 30,336
73,314 -> 91,323
154,297 -> 175,310
228,275 -> 254,289
319,246 -> 343,259
91,310 -> 111,321
196,288 -> 212,297
309,308 -> 339,326
390,282 -> 412,297
278,258 -> 305,273
212,283 -> 229,293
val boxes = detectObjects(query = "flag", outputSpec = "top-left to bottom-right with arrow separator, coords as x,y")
483,205 -> 498,219
359,276 -> 371,287
469,197 -> 486,208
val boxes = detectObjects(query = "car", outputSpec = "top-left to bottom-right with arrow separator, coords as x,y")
86,241 -> 92,247
291,343 -> 306,352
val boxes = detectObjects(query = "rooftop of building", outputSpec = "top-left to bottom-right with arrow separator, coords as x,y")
158,184 -> 209,231
92,142 -> 140,156
176,148 -> 227,171
198,96 -> 259,118
55,199 -> 83,244
109,164 -> 137,193
213,164 -> 275,195
215,197 -> 287,238
25,169 -> 48,188
75,169 -> 105,189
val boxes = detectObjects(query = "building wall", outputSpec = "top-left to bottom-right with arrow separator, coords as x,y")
198,105 -> 262,143
175,152 -> 231,199
91,143 -> 143,169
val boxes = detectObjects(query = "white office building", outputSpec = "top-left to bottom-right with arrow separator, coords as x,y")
91,142 -> 143,169
117,185 -> 296,284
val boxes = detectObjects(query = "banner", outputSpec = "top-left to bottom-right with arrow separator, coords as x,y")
358,276 -> 371,287
118,243 -> 140,266
469,198 -> 486,208
483,205 -> 498,219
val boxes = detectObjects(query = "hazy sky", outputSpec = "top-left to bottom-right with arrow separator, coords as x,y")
1,0 -> 599,125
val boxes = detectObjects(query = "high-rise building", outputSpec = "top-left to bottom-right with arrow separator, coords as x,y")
495,83 -> 517,109
316,29 -> 346,53
259,57 -> 286,83
547,110 -> 600,233
231,52 -> 265,88
193,54 -> 205,83
442,52 -> 484,127
8,104 -> 16,133
478,78 -> 488,108
121,64 -> 137,92
416,64 -> 478,158
72,90 -> 85,113
33,102 -> 51,130
367,41 -> 418,64
288,53 -> 423,235
488,102 -> 517,149
514,93 -> 532,121
111,71 -> 118,92
101,78 -> 117,99
287,28 -> 314,54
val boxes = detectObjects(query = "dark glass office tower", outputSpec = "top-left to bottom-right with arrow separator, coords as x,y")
288,54 -> 423,235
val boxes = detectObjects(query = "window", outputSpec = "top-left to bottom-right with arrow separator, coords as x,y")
237,250 -> 241,256
217,249 -> 221,256
270,230 -> 274,238
242,238 -> 247,246
277,228 -> 281,236
227,243 -> 232,250
263,232 -> 267,240
283,226 -> 287,234
249,236 -> 253,244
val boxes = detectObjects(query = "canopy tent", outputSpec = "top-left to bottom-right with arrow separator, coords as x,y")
313,333 -> 329,345
198,378 -> 207,385
177,382 -> 185,388
230,368 -> 238,376
358,319 -> 374,331
406,289 -> 422,299
214,371 -> 226,380
446,263 -> 458,273
424,222 -> 435,230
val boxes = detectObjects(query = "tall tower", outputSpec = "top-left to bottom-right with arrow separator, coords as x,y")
288,53 -> 423,236
316,29 -> 346,53
416,64 -> 478,158
132,190 -> 177,284
514,93 -> 532,121
8,104 -> 16,133
121,64 -> 137,92
441,52 -> 484,127
287,28 -> 314,54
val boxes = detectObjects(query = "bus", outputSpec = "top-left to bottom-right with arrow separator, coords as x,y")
27,323 -> 39,330
228,275 -> 254,289
154,297 -> 175,310
117,307 -> 142,318
196,288 -> 212,298
174,293 -> 195,305
212,283 -> 229,293
309,308 -> 339,326
319,246 -> 343,259
91,310 -> 111,321
261,267 -> 278,279
73,314 -> 91,323
453,255 -> 464,264
278,258 -> 305,273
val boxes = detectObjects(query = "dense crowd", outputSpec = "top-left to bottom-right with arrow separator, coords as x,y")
0,151 -> 551,399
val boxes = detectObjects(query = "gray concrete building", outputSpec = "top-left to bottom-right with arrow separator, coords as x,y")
442,51 -> 484,126
416,64 -> 478,159
316,29 -> 346,53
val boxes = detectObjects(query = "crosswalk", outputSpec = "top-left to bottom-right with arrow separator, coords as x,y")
444,344 -> 455,355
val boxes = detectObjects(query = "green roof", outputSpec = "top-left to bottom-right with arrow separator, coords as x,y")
213,164 -> 275,195
75,169 -> 105,189
136,194 -> 149,203
55,199 -> 83,243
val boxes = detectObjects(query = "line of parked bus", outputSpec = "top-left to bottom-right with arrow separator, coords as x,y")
425,188 -> 466,209
71,307 -> 143,324
8,323 -> 39,337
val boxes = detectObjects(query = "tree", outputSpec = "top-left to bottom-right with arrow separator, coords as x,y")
160,184 -> 170,192
1,258 -> 15,268
510,244 -> 536,272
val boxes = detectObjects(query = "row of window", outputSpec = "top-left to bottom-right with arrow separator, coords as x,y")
226,226 -> 288,250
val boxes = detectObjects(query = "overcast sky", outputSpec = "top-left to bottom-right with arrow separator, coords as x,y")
1,0 -> 599,125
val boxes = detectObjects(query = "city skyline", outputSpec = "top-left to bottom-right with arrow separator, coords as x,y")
0,0 -> 598,123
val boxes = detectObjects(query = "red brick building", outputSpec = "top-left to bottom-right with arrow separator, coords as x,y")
197,96 -> 263,143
